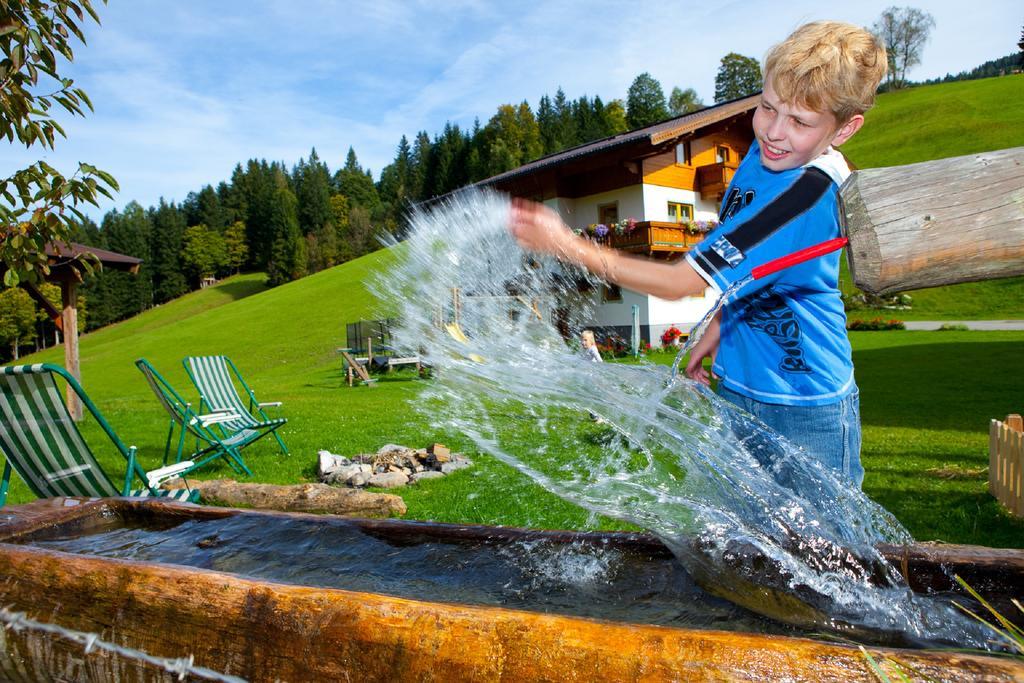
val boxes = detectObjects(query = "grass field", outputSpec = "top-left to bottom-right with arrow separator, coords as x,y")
5,261 -> 1022,548
2,76 -> 1022,550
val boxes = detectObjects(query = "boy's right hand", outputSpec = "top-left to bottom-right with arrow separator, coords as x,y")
508,198 -> 577,258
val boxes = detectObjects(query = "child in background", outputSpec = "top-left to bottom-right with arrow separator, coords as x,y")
581,329 -> 603,363
509,21 -> 886,487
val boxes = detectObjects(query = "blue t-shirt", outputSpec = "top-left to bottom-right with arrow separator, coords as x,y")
685,141 -> 853,407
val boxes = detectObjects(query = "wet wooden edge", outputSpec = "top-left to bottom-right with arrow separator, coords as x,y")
0,497 -> 1021,682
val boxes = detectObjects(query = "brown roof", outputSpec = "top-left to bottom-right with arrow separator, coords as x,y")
476,94 -> 760,187
45,242 -> 142,273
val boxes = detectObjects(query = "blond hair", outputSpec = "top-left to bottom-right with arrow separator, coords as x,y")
581,330 -> 596,346
764,21 -> 887,123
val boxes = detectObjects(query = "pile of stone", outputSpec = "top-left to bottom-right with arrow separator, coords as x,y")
318,443 -> 472,489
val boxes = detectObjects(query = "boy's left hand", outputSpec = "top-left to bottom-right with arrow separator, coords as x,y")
508,198 -> 577,258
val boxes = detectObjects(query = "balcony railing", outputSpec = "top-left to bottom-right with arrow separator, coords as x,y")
696,162 -> 737,200
600,221 -> 706,256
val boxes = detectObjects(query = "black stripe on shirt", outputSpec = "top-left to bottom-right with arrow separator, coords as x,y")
700,167 -> 835,273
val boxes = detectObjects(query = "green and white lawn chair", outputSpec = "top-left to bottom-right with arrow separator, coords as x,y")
135,358 -> 262,477
0,364 -> 198,506
183,355 -> 289,455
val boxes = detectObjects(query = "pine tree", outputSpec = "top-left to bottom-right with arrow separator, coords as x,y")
149,199 -> 188,303
536,94 -> 558,154
103,202 -> 153,319
266,172 -> 306,286
295,148 -> 335,271
552,87 -> 578,149
335,148 -> 381,210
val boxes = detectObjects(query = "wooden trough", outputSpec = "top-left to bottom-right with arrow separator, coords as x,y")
0,497 -> 1021,682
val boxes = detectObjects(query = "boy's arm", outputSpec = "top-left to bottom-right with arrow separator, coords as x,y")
508,199 -> 708,300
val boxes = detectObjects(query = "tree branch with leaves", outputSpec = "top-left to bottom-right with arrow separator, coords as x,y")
0,0 -> 117,287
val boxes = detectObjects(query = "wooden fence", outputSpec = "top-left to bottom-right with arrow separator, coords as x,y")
989,414 -> 1023,517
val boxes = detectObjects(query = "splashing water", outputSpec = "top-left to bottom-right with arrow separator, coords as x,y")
376,190 -> 998,649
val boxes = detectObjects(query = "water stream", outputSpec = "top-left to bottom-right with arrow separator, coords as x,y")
377,190 -> 1000,650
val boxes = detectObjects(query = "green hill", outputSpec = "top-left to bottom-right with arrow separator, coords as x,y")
843,75 -> 1024,168
840,75 -> 1024,319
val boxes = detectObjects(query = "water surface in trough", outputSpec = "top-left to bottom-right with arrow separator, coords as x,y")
18,512 -> 801,636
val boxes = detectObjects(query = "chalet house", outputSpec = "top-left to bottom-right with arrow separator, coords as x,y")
478,94 -> 758,347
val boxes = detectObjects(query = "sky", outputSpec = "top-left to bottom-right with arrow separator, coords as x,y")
7,0 -> 1021,219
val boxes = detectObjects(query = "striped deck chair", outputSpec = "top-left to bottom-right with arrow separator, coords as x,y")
183,355 -> 288,455
135,359 -> 260,477
0,364 -> 198,506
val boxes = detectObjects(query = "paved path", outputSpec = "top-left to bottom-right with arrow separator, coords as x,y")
902,320 -> 1024,331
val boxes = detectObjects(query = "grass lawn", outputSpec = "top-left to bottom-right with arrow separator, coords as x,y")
4,263 -> 1022,548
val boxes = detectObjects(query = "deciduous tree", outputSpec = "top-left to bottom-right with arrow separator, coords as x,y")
0,287 -> 36,359
872,6 -> 935,89
714,53 -> 761,102
223,220 -> 248,274
669,87 -> 705,115
182,224 -> 228,284
1,0 -> 118,287
626,73 -> 669,129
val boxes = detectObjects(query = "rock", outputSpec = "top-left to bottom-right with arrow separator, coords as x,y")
163,479 -> 406,517
323,463 -> 371,486
410,471 -> 444,484
348,471 -> 370,487
368,471 -> 409,489
377,444 -> 410,456
317,452 -> 351,479
440,459 -> 472,475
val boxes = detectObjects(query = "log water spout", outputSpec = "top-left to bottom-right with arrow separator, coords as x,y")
841,146 -> 1024,294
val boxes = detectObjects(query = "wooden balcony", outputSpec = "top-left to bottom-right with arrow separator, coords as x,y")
696,162 -> 737,200
602,221 -> 706,256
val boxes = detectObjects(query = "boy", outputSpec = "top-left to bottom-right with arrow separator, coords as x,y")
508,21 -> 886,487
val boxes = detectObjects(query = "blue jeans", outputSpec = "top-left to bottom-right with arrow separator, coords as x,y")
717,384 -> 864,488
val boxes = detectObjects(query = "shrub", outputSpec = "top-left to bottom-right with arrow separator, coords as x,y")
846,318 -> 905,331
937,323 -> 970,332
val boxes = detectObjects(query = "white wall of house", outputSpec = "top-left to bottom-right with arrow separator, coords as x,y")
542,183 -> 722,347
641,184 -> 719,223
560,186 -> 647,226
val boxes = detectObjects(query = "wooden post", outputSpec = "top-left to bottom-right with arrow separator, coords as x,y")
841,146 -> 1024,295
1006,414 -> 1023,432
61,281 -> 82,421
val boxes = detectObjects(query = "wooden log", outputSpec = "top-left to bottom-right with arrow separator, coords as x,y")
841,146 -> 1024,295
166,479 -> 406,517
